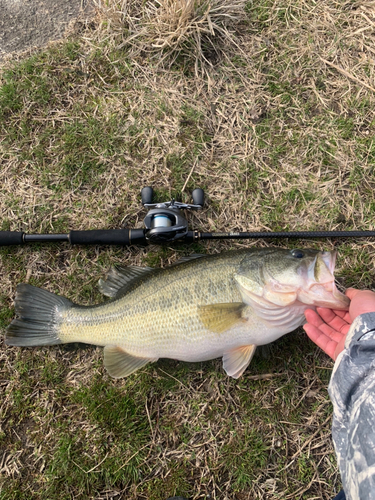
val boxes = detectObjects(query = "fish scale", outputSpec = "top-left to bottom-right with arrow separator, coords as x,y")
5,248 -> 350,378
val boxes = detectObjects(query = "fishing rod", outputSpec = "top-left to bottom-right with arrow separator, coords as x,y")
1,187 -> 375,247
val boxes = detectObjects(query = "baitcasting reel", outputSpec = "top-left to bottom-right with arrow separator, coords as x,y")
141,187 -> 204,244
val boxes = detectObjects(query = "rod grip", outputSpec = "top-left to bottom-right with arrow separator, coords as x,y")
69,229 -> 146,246
0,231 -> 24,246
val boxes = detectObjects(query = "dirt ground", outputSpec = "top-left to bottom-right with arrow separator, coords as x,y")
0,0 -> 94,61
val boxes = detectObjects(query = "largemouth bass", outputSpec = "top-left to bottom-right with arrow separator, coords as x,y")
5,248 -> 349,379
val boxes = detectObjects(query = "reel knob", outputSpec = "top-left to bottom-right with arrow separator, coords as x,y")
141,186 -> 154,205
192,188 -> 204,207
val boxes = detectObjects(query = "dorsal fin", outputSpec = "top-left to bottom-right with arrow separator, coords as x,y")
171,254 -> 206,266
98,266 -> 155,298
98,255 -> 205,298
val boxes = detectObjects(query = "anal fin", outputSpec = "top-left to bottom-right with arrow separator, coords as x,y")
222,345 -> 257,379
104,345 -> 158,378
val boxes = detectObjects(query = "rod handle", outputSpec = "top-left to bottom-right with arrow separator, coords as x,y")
0,231 -> 24,246
69,229 -> 146,246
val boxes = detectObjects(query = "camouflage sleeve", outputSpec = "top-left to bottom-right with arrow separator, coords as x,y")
328,312 -> 375,500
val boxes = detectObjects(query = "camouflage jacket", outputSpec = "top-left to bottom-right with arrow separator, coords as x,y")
329,312 -> 375,500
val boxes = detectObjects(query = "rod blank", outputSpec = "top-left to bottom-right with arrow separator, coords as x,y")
198,230 -> 375,239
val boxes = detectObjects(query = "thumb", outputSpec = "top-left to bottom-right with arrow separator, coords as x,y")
345,288 -> 375,320
345,288 -> 360,300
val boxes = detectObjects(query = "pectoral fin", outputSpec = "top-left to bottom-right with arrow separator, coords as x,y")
104,345 -> 158,378
198,302 -> 245,334
222,344 -> 257,379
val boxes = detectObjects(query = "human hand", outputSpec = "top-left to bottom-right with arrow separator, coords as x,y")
303,289 -> 375,360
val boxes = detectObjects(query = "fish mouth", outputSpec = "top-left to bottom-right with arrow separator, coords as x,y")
320,250 -> 336,275
301,251 -> 349,310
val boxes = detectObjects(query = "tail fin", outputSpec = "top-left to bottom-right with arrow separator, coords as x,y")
5,284 -> 73,346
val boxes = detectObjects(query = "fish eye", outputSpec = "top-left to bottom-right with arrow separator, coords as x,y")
291,249 -> 304,258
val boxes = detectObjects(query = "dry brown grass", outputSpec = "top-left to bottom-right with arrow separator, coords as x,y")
96,0 -> 246,73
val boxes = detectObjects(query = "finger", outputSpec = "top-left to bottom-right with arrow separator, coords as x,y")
303,324 -> 337,360
331,309 -> 352,323
304,309 -> 347,342
315,307 -> 351,334
304,308 -> 321,324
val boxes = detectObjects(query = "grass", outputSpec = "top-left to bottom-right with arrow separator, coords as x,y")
1,0 -> 375,498
120,0 -> 246,75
